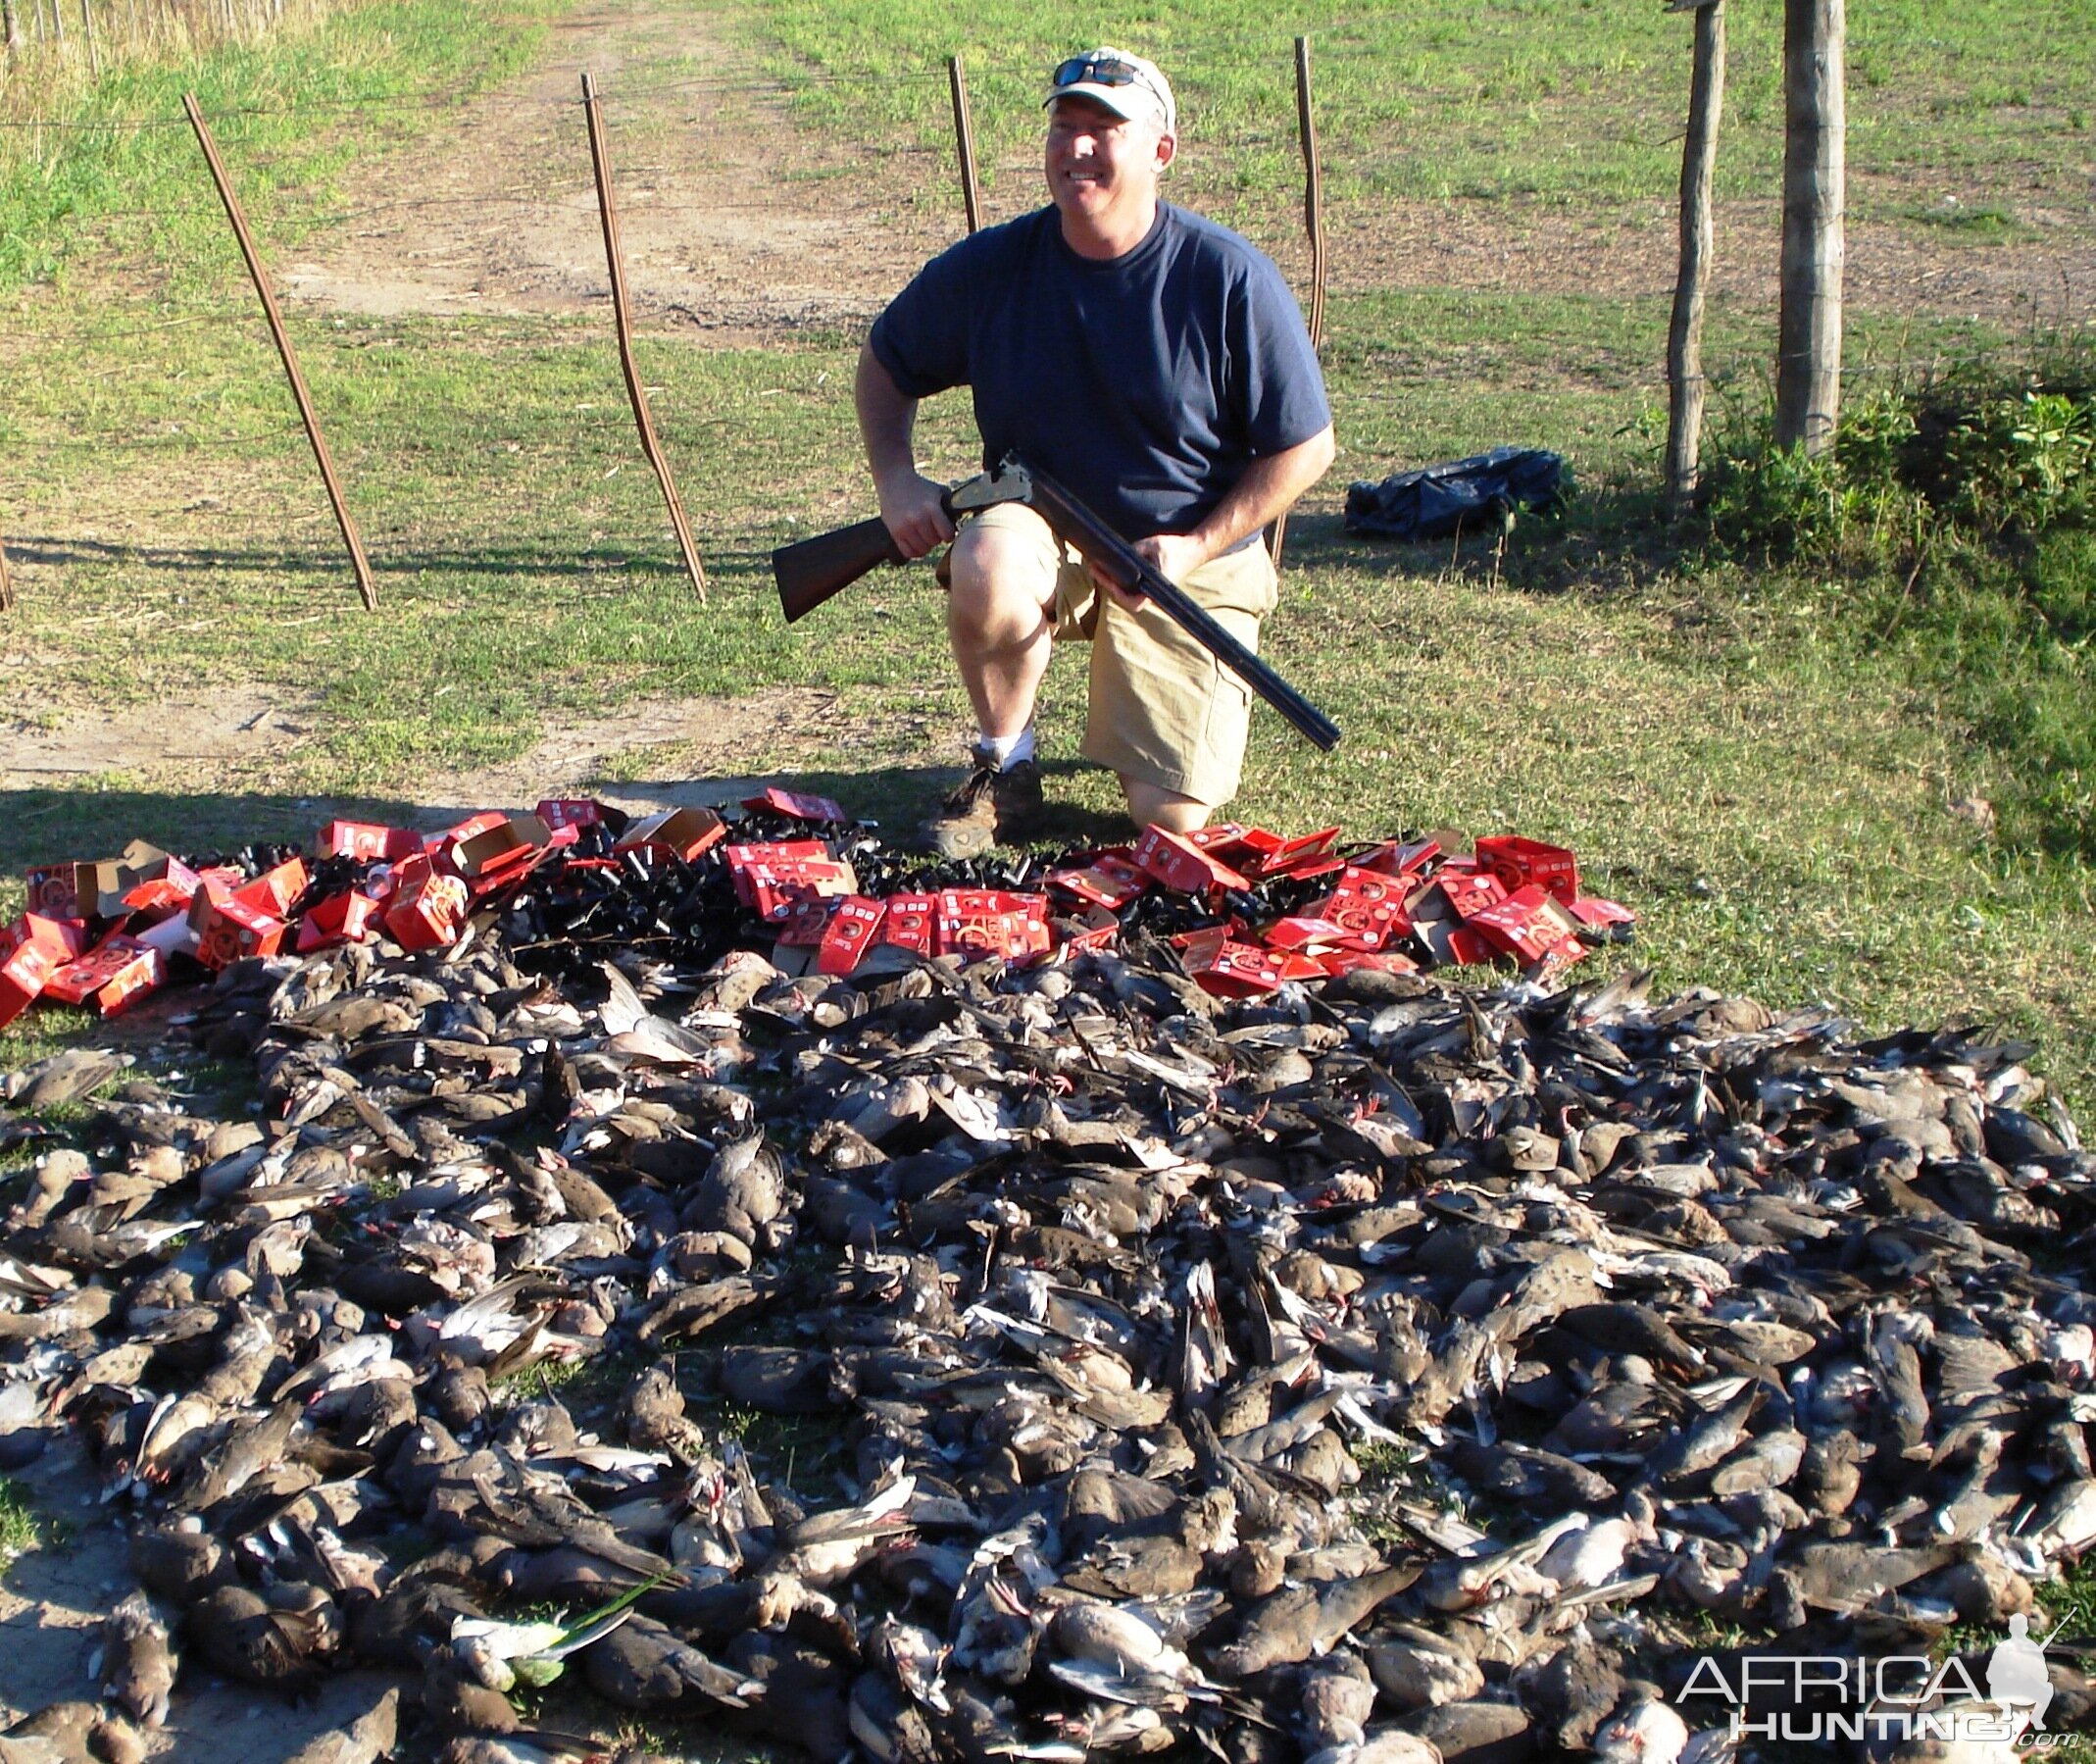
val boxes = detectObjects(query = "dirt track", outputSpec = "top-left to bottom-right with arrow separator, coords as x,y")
274,3 -> 956,339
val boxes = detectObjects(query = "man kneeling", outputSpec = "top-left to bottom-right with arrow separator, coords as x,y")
855,46 -> 1335,855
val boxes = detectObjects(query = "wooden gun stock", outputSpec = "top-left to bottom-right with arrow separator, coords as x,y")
773,515 -> 907,625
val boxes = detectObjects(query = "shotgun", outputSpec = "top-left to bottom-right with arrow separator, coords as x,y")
773,454 -> 1341,753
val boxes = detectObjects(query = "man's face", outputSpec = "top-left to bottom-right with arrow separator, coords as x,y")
1045,95 -> 1173,231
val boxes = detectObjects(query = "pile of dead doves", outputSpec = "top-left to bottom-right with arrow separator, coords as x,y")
0,816 -> 2092,1764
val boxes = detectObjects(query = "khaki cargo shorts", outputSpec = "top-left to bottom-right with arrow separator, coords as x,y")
957,501 -> 1280,808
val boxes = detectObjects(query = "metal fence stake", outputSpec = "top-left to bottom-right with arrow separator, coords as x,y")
581,72 -> 708,603
948,55 -> 982,233
184,91 -> 378,611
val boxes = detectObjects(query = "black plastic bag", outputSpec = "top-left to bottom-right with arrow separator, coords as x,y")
1344,447 -> 1568,541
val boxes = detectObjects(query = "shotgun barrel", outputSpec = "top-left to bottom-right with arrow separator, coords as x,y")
1005,454 -> 1340,753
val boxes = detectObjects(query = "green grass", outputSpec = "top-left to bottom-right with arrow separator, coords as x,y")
745,0 -> 2096,225
0,1480 -> 48,1558
0,0 -> 574,293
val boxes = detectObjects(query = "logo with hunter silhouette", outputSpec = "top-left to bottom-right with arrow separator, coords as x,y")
1985,1614 -> 2055,1731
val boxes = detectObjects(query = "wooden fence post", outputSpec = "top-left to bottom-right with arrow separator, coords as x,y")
948,55 -> 982,234
2,0 -> 22,55
1268,34 -> 1326,573
581,73 -> 709,604
1665,0 -> 1724,516
186,92 -> 379,610
78,0 -> 98,74
1774,0 -> 1844,455
0,525 -> 15,613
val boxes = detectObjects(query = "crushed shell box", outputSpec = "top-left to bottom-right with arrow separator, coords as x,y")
620,808 -> 727,865
2,914 -> 90,967
1134,825 -> 1250,895
0,940 -> 57,1029
75,841 -> 196,919
453,815 -> 553,889
1475,834 -> 1579,906
742,786 -> 845,825
318,821 -> 423,863
296,892 -> 379,954
233,856 -> 310,918
44,936 -> 166,1016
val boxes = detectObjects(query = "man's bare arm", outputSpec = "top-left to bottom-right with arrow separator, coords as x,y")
1129,423 -> 1337,588
855,340 -> 955,559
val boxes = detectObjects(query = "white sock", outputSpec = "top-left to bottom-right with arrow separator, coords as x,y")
979,728 -> 1035,770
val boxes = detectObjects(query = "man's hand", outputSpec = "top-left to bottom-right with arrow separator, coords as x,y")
875,473 -> 956,561
1089,532 -> 1211,611
855,341 -> 954,559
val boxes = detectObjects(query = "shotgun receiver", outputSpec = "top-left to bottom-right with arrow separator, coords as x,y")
772,453 -> 1341,752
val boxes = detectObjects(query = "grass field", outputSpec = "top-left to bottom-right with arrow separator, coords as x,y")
0,0 -> 2092,1123
754,0 -> 2096,223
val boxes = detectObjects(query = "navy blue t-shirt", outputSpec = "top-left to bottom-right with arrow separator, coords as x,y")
869,202 -> 1331,544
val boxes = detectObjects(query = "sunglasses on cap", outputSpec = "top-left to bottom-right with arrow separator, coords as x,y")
1051,53 -> 1146,91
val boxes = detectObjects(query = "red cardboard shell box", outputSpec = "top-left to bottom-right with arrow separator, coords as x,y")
1471,883 -> 1584,966
1133,825 -> 1251,895
747,859 -> 858,925
935,890 -> 1050,963
1433,862 -> 1511,923
1243,826 -> 1345,880
1475,835 -> 1580,906
318,820 -> 422,863
296,892 -> 379,954
1304,867 -> 1413,951
0,940 -> 57,1029
25,865 -> 80,922
453,816 -> 552,893
120,864 -> 203,920
1046,851 -> 1149,912
2,913 -> 91,967
817,896 -> 886,974
724,840 -> 827,906
44,936 -> 166,1017
233,856 -> 310,918
619,808 -> 727,866
382,863 -> 469,953
191,896 -> 287,971
878,893 -> 937,958
1183,935 -> 1324,998
535,798 -> 613,836
1264,914 -> 1354,952
742,787 -> 846,826
1318,948 -> 1421,979
1354,836 -> 1443,881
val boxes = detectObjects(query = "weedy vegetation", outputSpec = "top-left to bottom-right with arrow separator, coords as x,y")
0,1481 -> 40,1558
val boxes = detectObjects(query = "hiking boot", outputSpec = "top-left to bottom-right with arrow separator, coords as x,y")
921,748 -> 1046,857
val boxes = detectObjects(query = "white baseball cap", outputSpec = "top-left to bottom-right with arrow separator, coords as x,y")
1044,47 -> 1176,136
